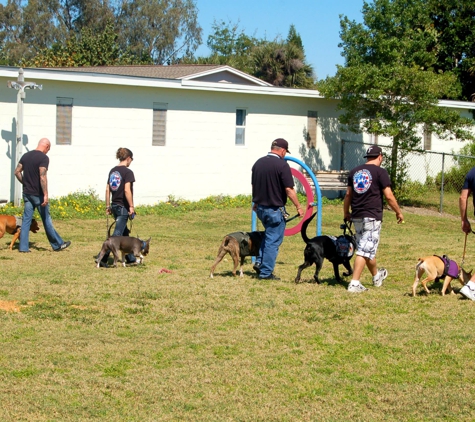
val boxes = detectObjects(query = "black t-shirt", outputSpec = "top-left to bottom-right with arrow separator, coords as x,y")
19,150 -> 49,196
251,153 -> 294,207
108,166 -> 135,209
347,164 -> 391,220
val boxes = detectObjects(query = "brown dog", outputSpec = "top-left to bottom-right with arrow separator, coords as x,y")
0,215 -> 40,250
210,231 -> 264,278
412,255 -> 472,296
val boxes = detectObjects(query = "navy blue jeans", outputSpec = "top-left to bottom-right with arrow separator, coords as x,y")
19,194 -> 64,251
256,205 -> 285,278
100,204 -> 136,263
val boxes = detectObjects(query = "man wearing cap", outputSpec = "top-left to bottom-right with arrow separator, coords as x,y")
251,138 -> 305,280
344,144 -> 404,292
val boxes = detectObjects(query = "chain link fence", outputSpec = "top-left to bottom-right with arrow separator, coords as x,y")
342,140 -> 475,214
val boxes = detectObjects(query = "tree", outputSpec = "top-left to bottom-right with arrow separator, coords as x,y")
428,0 -> 475,101
318,0 -> 474,189
23,22 -> 151,67
0,0 -> 66,65
0,0 -> 202,67
252,40 -> 315,88
60,0 -> 115,33
184,19 -> 261,73
115,0 -> 202,64
185,21 -> 315,88
286,24 -> 304,52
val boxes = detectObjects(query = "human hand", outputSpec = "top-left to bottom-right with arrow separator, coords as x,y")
462,219 -> 472,234
396,212 -> 404,224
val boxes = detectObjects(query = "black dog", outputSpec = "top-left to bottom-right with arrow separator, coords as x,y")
295,213 -> 355,284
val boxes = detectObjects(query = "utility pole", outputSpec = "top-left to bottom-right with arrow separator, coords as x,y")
7,68 -> 43,206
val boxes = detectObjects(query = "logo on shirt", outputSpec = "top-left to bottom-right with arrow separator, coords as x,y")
109,171 -> 122,192
353,169 -> 372,194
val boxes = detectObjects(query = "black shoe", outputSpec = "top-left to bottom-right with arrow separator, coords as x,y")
260,274 -> 280,281
253,262 -> 261,275
54,241 -> 71,252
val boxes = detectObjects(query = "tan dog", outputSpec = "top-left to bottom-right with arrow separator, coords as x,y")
0,215 -> 40,250
210,231 -> 264,278
412,255 -> 472,296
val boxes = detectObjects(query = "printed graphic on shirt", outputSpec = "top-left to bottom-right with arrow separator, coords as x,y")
109,171 -> 122,191
353,169 -> 372,194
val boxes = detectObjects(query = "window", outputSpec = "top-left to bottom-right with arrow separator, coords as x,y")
423,124 -> 432,150
235,109 -> 246,145
153,102 -> 167,146
56,97 -> 73,145
306,111 -> 317,148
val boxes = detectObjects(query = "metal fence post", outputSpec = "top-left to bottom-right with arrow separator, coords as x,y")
439,153 -> 445,214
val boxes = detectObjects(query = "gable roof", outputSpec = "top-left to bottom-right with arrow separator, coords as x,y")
50,64 -> 273,87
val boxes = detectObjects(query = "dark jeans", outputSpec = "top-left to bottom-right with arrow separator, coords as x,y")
255,205 -> 285,278
99,204 -> 136,263
19,194 -> 64,251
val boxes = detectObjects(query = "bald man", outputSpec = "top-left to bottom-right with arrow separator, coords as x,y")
14,138 -> 71,252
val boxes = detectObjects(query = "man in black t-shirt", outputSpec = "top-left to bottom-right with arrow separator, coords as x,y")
14,138 -> 70,252
344,145 -> 403,292
251,138 -> 304,280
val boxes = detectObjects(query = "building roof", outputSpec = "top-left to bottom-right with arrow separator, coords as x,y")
49,64 -> 273,87
0,64 -> 325,99
52,64 -> 223,79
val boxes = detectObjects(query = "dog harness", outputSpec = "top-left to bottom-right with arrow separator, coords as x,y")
435,255 -> 459,279
229,232 -> 263,256
12,216 -> 22,235
328,235 -> 355,258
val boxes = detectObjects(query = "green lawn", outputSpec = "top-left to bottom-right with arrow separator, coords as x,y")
1,204 -> 475,421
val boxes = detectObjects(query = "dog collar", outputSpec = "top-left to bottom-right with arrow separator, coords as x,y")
141,240 -> 146,250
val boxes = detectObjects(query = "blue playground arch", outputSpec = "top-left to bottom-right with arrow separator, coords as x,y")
251,156 -> 322,237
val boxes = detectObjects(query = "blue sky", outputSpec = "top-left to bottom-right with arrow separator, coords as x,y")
195,0 -> 365,79
0,0 -> 365,79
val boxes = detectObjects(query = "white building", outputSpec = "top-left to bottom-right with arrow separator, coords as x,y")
0,65 -> 473,204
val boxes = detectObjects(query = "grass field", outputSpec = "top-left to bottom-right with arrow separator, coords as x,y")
1,203 -> 475,421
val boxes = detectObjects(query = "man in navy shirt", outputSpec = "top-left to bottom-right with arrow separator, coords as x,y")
252,138 -> 304,280
344,145 -> 404,292
459,167 -> 475,300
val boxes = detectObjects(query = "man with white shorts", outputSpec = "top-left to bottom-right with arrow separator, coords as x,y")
343,145 -> 404,292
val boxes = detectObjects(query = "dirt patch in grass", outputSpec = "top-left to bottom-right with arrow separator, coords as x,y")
0,300 -> 21,313
401,206 -> 458,219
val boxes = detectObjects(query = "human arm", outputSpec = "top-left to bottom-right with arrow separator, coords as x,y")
460,188 -> 472,234
105,183 -> 112,215
14,163 -> 23,184
124,182 -> 134,215
343,187 -> 353,221
383,186 -> 404,223
40,166 -> 48,206
285,187 -> 304,217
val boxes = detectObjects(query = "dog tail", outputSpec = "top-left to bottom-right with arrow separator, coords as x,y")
300,212 -> 317,244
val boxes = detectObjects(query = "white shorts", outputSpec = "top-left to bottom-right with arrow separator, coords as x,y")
352,218 -> 382,260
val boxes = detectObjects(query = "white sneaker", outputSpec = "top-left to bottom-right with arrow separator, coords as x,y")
460,284 -> 475,301
348,282 -> 368,293
373,268 -> 388,287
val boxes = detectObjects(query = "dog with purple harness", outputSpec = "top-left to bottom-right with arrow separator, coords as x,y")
412,254 -> 472,296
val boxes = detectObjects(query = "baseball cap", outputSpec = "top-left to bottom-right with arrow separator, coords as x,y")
364,145 -> 382,158
272,138 -> 290,154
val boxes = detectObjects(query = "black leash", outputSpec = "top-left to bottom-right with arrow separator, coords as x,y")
285,213 -> 300,224
106,214 -> 134,238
